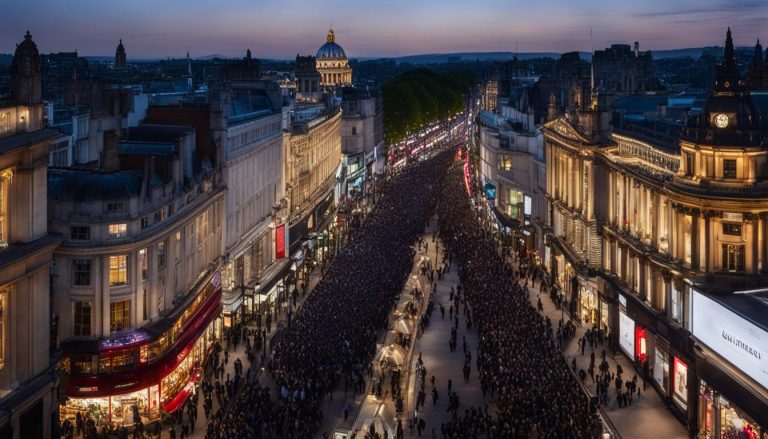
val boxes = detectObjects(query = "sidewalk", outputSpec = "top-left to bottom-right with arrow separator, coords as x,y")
510,256 -> 687,439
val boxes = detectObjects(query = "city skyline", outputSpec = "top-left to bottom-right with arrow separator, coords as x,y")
1,0 -> 766,58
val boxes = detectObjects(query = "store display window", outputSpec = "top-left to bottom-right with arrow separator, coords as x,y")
672,357 -> 687,409
720,397 -> 760,439
653,347 -> 669,393
635,326 -> 647,365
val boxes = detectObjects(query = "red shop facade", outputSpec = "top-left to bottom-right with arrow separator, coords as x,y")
59,271 -> 223,427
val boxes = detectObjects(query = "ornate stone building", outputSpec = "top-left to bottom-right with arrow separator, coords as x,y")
541,29 -> 768,435
0,31 -> 64,439
283,106 -> 342,250
295,55 -> 321,102
592,42 -> 660,96
52,122 -> 225,427
315,27 -> 352,87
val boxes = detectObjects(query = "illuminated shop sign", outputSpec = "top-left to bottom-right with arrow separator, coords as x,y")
692,290 -> 768,390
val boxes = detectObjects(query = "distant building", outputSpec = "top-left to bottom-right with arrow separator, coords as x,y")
295,55 -> 321,102
115,39 -> 126,69
592,42 -> 660,96
0,31 -> 64,439
746,39 -> 768,90
315,27 -> 352,87
340,87 -> 384,196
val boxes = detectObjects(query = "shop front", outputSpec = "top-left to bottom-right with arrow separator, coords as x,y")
691,289 -> 768,438
60,271 -> 223,427
579,283 -> 599,326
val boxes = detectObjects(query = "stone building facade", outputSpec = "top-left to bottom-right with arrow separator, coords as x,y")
0,32 -> 63,439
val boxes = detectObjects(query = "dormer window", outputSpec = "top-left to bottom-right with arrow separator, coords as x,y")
106,201 -> 125,212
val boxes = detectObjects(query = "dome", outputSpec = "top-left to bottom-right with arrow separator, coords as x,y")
316,27 -> 347,60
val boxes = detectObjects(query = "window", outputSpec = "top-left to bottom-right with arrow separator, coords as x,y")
174,231 -> 181,262
722,244 -> 745,272
141,217 -> 149,229
70,226 -> 90,240
106,201 -> 125,212
142,288 -> 148,321
684,153 -> 694,177
49,139 -> 69,168
109,255 -> 128,286
154,209 -> 165,223
722,223 -> 742,236
351,127 -> 357,135
670,284 -> 682,324
0,112 -> 10,134
73,302 -> 91,336
0,170 -> 9,248
109,299 -> 131,333
72,259 -> 91,286
138,248 -> 148,281
497,155 -> 512,171
157,240 -> 166,270
0,290 -> 6,368
723,159 -> 737,178
108,223 -> 127,239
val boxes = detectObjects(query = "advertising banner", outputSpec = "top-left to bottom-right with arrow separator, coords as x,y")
619,310 -> 636,358
276,224 -> 286,259
692,290 -> 768,390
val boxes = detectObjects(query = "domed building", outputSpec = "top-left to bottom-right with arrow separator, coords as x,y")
315,27 -> 352,87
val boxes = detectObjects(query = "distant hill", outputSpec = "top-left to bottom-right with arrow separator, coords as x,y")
384,46 -> 740,64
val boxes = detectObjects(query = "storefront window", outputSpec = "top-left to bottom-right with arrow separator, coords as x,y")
699,382 -> 714,439
720,396 -> 760,439
653,347 -> 669,393
580,286 -> 597,325
635,326 -> 647,365
672,357 -> 687,409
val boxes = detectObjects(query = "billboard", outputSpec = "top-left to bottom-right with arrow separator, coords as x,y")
692,290 -> 768,390
619,310 -> 635,358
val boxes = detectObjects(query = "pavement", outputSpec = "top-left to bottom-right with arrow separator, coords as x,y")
509,254 -> 688,439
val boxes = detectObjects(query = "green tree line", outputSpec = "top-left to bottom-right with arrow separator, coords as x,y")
382,68 -> 475,144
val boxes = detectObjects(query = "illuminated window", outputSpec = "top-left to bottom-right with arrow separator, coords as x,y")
497,154 -> 513,171
722,244 -> 745,272
0,169 -> 10,248
73,301 -> 91,336
108,223 -> 127,239
670,284 -> 682,324
110,299 -> 131,333
109,255 -> 128,286
0,289 -> 6,368
154,208 -> 165,223
72,259 -> 91,286
0,112 -> 10,134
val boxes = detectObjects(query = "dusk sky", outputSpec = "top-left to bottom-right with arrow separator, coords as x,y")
2,0 -> 766,58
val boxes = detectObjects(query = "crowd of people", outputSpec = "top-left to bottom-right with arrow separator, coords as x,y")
435,163 -> 603,438
202,149 -> 454,438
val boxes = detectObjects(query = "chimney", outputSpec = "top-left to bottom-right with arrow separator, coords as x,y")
101,130 -> 120,171
634,41 -> 640,58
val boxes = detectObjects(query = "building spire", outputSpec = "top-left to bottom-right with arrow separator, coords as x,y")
327,25 -> 335,43
723,27 -> 736,72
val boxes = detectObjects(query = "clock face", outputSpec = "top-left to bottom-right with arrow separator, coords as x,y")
715,113 -> 729,129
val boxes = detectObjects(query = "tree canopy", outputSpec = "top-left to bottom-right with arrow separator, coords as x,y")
382,68 -> 475,144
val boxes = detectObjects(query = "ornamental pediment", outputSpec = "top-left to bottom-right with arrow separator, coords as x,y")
545,119 -> 587,143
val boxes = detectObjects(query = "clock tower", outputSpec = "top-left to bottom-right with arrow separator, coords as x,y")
678,29 -> 766,182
